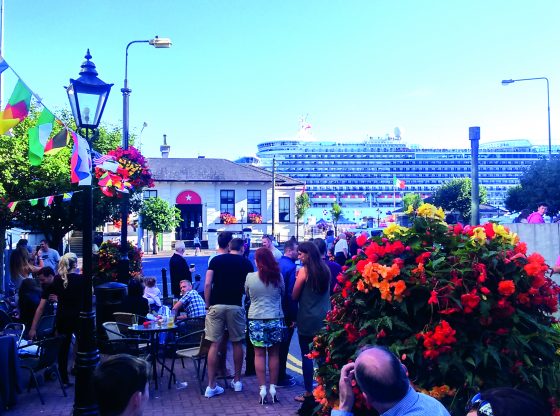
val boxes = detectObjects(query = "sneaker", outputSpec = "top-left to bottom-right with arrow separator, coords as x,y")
205,385 -> 225,398
276,378 -> 296,388
230,379 -> 243,392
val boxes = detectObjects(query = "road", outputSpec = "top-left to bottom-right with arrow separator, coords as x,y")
142,252 -> 304,380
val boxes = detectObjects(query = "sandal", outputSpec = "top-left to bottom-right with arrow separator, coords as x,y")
294,393 -> 313,402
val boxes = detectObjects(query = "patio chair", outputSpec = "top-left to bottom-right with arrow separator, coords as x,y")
113,312 -> 148,337
18,336 -> 67,404
167,328 -> 209,392
0,309 -> 12,330
102,322 -> 149,357
35,315 -> 56,340
3,323 -> 25,346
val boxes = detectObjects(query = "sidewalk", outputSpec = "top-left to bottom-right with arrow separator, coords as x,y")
5,353 -> 304,416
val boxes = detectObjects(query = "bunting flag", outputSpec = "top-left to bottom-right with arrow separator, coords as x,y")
62,192 -> 73,202
0,80 -> 33,135
44,195 -> 54,206
29,198 -> 39,206
44,128 -> 69,154
393,175 -> 406,189
0,56 -> 9,74
7,201 -> 17,212
28,108 -> 56,166
70,132 -> 92,185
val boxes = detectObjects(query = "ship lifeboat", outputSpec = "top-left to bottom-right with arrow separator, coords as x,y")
310,193 -> 337,204
340,194 -> 366,204
378,194 -> 402,203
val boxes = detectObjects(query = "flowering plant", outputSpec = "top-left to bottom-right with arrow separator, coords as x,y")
94,240 -> 143,285
311,203 -> 560,415
220,212 -> 237,224
248,212 -> 263,224
94,146 -> 154,197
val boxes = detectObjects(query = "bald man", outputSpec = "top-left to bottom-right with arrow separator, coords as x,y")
333,346 -> 450,416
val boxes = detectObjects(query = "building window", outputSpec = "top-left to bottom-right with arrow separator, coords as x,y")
220,190 -> 235,215
143,190 -> 158,199
279,197 -> 290,223
247,190 -> 261,214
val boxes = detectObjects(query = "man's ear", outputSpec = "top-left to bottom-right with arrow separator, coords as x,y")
126,391 -> 143,414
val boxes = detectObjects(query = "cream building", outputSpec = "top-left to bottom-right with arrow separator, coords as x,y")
145,157 -> 303,250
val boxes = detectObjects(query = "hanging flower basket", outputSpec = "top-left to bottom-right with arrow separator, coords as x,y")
248,212 -> 263,224
220,212 -> 237,224
94,240 -> 143,285
311,203 -> 560,415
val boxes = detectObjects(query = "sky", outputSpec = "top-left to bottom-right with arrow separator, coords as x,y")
2,0 -> 560,160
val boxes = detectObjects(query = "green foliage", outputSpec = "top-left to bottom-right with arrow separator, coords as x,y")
93,240 -> 143,285
140,197 -> 182,234
402,193 -> 423,210
432,178 -> 487,222
295,192 -> 311,220
331,202 -> 342,236
504,158 -> 560,216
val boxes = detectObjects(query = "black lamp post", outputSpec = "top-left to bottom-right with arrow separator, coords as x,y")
66,49 -> 113,415
119,36 -> 171,282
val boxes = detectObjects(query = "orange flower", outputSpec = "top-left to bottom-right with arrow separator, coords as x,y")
392,280 -> 407,302
498,280 -> 516,297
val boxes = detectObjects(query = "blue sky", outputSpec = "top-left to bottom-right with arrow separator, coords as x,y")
3,1 -> 559,160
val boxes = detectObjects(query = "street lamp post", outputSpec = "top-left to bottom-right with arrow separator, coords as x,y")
501,77 -> 551,157
240,207 -> 245,234
66,50 -> 113,415
119,36 -> 171,282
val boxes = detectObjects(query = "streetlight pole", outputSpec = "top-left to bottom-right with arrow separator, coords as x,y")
66,50 -> 113,415
501,77 -> 551,158
119,36 -> 171,282
240,207 -> 245,234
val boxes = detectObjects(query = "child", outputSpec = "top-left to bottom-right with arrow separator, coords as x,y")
143,277 -> 162,312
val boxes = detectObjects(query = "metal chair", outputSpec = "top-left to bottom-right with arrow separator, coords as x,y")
3,323 -> 25,346
18,336 -> 67,404
113,312 -> 147,337
167,328 -> 209,392
35,315 -> 56,340
0,309 -> 12,330
102,322 -> 149,356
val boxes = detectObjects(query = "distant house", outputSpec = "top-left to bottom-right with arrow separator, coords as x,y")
143,157 -> 302,250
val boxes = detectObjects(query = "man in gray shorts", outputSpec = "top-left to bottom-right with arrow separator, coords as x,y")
204,238 -> 254,398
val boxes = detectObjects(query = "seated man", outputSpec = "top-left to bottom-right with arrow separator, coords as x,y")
172,280 -> 206,320
93,354 -> 150,416
333,346 -> 450,416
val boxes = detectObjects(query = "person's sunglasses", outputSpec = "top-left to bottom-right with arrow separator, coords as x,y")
466,393 -> 494,416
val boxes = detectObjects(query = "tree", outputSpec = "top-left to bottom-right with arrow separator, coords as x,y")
402,193 -> 422,210
504,158 -> 560,216
432,178 -> 487,223
331,202 -> 342,236
295,191 -> 310,241
140,197 -> 182,254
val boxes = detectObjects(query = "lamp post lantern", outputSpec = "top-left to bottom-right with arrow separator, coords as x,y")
66,49 -> 113,415
119,36 -> 171,282
501,77 -> 551,158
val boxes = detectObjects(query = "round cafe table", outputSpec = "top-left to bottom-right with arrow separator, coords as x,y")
128,321 -> 178,390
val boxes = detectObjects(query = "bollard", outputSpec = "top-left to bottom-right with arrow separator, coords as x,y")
161,267 -> 168,299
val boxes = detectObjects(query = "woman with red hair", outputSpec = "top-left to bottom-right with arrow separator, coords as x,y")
245,247 -> 284,404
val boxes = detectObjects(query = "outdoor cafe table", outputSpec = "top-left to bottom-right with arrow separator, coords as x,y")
128,321 -> 178,390
0,335 -> 20,410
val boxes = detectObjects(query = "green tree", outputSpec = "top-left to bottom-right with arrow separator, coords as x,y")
331,202 -> 342,236
295,191 -> 310,240
402,193 -> 422,210
432,178 -> 487,222
504,158 -> 560,216
140,197 -> 182,254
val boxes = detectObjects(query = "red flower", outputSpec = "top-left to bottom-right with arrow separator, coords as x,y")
483,222 -> 495,238
428,290 -> 439,305
356,233 -> 368,247
498,280 -> 516,297
461,293 -> 481,313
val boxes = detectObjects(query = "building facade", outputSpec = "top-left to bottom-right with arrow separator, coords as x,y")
146,157 -> 302,249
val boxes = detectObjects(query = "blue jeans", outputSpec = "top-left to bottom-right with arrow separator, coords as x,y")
298,334 -> 314,393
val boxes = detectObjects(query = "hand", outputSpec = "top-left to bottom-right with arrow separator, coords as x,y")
338,362 -> 356,412
48,294 -> 58,302
28,329 -> 36,340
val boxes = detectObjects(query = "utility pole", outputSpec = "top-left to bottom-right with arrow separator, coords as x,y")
469,126 -> 480,225
271,157 -> 276,239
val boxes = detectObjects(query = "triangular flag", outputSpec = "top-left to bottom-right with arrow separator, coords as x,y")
43,195 -> 54,207
70,132 -> 92,185
44,128 -> 69,154
0,56 -> 9,74
62,192 -> 73,202
3,80 -> 32,121
0,117 -> 20,135
29,198 -> 38,206
7,201 -> 18,212
28,108 -> 56,166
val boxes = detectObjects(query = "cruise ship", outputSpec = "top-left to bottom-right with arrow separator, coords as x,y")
251,128 -> 557,210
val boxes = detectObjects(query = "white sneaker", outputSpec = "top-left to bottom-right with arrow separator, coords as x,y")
230,379 -> 243,392
205,385 -> 225,398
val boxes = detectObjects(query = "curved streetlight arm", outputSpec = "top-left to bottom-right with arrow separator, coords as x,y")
501,76 -> 551,157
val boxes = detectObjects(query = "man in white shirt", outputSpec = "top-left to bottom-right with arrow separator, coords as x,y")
334,232 -> 348,266
262,234 -> 282,260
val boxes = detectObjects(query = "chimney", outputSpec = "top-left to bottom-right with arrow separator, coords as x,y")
160,134 -> 170,158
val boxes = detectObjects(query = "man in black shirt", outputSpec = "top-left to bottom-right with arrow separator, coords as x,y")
169,241 -> 191,299
28,267 -> 61,339
204,238 -> 253,397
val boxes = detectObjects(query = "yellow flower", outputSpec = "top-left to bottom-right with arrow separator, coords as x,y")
405,204 -> 415,214
383,222 -> 408,239
493,223 -> 518,245
470,227 -> 486,245
417,203 -> 446,221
